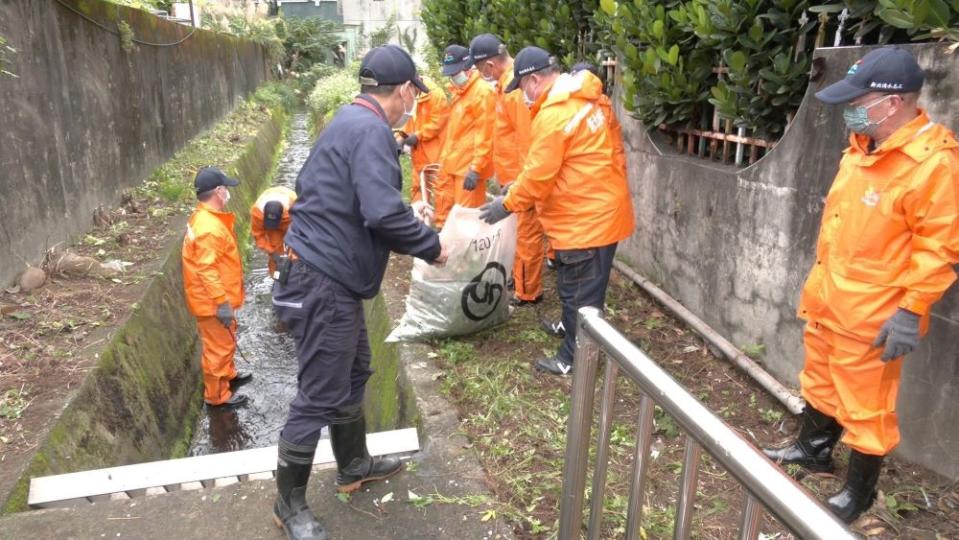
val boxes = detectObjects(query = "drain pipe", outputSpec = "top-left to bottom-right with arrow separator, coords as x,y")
612,260 -> 806,415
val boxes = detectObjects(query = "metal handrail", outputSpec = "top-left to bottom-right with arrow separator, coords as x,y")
559,307 -> 855,540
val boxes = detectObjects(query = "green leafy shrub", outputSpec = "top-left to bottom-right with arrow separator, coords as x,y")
421,0 -> 599,65
253,83 -> 296,110
308,67 -> 359,122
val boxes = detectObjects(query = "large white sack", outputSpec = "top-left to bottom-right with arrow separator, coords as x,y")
387,205 -> 517,342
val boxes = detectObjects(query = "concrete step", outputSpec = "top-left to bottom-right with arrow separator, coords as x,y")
29,428 -> 419,508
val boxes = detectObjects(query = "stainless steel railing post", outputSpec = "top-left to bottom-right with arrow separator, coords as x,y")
624,394 -> 655,540
587,359 -> 619,540
558,307 -> 603,540
738,493 -> 763,540
673,438 -> 703,539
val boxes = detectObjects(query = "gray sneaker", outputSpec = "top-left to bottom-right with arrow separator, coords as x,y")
535,357 -> 573,376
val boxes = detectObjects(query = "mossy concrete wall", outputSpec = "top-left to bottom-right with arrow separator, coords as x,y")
2,109 -> 288,513
364,293 -> 419,433
0,0 -> 273,286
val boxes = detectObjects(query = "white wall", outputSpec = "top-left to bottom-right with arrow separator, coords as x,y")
341,0 -> 427,61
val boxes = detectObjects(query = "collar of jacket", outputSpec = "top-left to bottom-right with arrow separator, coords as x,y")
529,79 -> 556,118
497,58 -> 515,97
198,201 -> 236,229
450,70 -> 481,97
354,94 -> 389,124
847,109 -> 945,164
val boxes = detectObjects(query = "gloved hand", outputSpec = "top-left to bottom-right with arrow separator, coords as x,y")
872,308 -> 920,361
463,169 -> 481,191
216,301 -> 235,329
411,200 -> 434,224
403,133 -> 419,148
501,181 -> 514,196
479,196 -> 511,224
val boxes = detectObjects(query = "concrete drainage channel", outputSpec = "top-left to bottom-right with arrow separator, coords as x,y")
20,112 -> 420,508
1,110 -> 512,538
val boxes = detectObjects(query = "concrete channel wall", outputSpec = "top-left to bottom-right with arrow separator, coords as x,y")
1,109 -> 287,513
617,43 -> 959,478
0,0 -> 272,286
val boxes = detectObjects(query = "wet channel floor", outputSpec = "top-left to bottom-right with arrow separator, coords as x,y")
188,112 -> 317,456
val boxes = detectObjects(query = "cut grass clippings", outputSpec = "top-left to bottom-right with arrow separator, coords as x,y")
399,260 -> 959,539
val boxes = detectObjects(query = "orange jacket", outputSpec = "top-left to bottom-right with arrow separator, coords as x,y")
439,70 -> 495,179
182,202 -> 244,317
504,72 -> 634,250
596,92 -> 627,179
799,111 -> 959,340
493,62 -> 533,185
404,76 -> 450,173
251,185 -> 296,256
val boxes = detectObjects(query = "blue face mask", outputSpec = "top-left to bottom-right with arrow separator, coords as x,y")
451,71 -> 469,86
843,95 -> 893,136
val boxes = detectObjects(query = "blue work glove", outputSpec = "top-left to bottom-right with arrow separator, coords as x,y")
216,301 -> 235,328
479,196 -> 511,224
403,133 -> 419,148
872,308 -> 920,361
463,169 -> 481,191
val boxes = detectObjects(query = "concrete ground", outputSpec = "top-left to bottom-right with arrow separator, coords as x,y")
0,257 -> 516,540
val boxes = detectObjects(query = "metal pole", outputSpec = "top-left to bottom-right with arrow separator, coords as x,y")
625,394 -> 655,540
611,260 -> 805,415
587,360 -> 619,540
673,438 -> 702,540
558,307 -> 603,540
579,316 -> 855,540
738,493 -> 763,540
188,0 -> 196,27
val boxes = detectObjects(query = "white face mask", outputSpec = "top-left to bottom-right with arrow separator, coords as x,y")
220,186 -> 231,204
393,84 -> 415,128
522,76 -> 537,107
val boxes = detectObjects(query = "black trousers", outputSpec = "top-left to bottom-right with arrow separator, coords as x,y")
555,243 -> 618,363
272,261 -> 372,447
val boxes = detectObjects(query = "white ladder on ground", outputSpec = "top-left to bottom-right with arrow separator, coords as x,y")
28,427 -> 419,508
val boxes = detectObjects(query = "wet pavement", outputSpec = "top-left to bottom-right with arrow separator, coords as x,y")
188,112 -> 314,455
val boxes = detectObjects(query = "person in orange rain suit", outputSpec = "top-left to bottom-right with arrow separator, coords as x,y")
479,47 -> 635,377
433,44 -> 495,228
469,33 -> 544,307
400,75 -> 450,209
570,62 -> 626,178
182,167 -> 251,408
251,185 -> 297,278
762,47 -> 959,524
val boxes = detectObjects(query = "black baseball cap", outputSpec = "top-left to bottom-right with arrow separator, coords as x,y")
505,46 -> 558,93
359,45 -> 429,93
441,44 -> 471,76
816,46 -> 924,105
467,33 -> 507,68
194,167 -> 239,196
571,62 -> 600,77
263,200 -> 283,230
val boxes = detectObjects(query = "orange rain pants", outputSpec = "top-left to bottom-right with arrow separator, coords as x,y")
799,322 -> 903,456
196,317 -> 239,405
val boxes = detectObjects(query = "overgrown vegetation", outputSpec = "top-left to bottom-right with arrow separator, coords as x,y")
307,66 -> 358,124
421,0 -> 599,65
369,13 -> 398,48
422,0 -> 959,138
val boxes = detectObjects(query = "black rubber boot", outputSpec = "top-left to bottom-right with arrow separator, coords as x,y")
330,405 -> 403,493
273,438 -> 329,540
762,405 -> 843,472
827,450 -> 883,523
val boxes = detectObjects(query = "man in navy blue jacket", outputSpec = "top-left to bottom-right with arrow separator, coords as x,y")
270,45 -> 447,540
